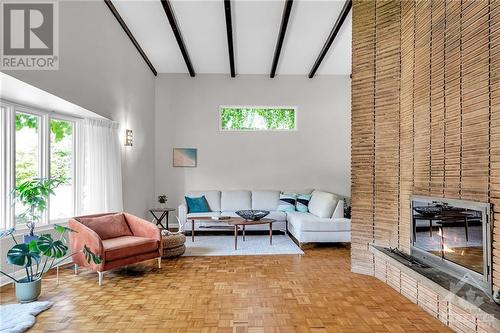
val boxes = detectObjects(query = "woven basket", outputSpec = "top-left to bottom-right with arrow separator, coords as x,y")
162,244 -> 186,258
162,233 -> 186,258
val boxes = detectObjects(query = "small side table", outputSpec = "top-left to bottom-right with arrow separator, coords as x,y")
149,208 -> 175,230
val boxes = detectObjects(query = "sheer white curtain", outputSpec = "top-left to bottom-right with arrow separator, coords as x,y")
79,118 -> 123,214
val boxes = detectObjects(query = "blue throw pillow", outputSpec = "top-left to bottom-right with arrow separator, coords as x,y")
296,194 -> 312,212
278,193 -> 297,212
185,195 -> 210,213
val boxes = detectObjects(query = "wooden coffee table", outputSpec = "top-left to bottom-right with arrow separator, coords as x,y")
187,216 -> 235,242
227,218 -> 276,250
187,216 -> 276,250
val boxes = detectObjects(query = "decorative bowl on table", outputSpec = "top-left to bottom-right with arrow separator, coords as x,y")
235,210 -> 270,221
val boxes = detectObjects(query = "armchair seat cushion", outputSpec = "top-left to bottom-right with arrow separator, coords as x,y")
103,236 -> 159,261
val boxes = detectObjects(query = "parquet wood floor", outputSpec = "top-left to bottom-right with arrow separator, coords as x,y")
0,245 -> 451,333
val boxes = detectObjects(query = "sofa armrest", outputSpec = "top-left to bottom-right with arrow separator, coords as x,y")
124,213 -> 161,242
332,199 -> 344,219
69,218 -> 105,271
178,204 -> 187,226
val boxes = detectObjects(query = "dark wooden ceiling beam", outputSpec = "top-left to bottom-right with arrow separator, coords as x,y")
224,0 -> 236,77
160,0 -> 195,77
308,0 -> 351,78
104,0 -> 157,76
270,0 -> 294,78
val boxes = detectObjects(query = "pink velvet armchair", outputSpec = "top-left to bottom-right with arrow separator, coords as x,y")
69,212 -> 162,285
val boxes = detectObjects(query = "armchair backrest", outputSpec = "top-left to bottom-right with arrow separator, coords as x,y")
77,212 -> 133,240
73,212 -> 117,223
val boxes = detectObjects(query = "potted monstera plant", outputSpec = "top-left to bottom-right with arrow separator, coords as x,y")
0,225 -> 101,303
13,177 -> 65,243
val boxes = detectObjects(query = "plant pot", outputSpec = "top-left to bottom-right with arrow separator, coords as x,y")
23,234 -> 38,244
15,278 -> 41,303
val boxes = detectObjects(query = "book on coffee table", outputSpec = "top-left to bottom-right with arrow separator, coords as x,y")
211,216 -> 231,220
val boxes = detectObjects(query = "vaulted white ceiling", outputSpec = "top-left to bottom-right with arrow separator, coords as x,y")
112,0 -> 351,76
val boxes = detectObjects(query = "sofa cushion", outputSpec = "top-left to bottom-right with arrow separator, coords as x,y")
308,190 -> 339,218
287,212 -> 350,232
278,193 -> 297,212
102,236 -> 158,261
252,191 -> 280,211
296,194 -> 312,213
186,191 -> 221,211
221,210 -> 287,221
187,212 -> 221,219
265,210 -> 287,221
80,213 -> 132,240
185,196 -> 210,213
221,190 -> 251,211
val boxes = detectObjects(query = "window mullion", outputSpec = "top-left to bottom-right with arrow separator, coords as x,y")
41,114 -> 50,225
6,106 -> 15,229
73,121 -> 80,216
1,104 -> 15,229
0,106 -> 6,230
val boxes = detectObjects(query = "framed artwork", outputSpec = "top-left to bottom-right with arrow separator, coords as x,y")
173,148 -> 197,167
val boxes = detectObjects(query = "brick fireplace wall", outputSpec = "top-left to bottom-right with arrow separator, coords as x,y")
351,0 -> 500,290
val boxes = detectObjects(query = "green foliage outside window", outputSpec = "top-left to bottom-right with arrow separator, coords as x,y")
16,114 -> 73,143
220,107 -> 296,131
50,119 -> 73,142
15,113 -> 38,131
49,119 -> 73,182
15,114 -> 73,186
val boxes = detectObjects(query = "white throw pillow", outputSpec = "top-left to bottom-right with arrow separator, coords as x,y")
308,190 -> 339,218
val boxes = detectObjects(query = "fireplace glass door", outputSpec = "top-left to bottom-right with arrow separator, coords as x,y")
412,199 -> 485,274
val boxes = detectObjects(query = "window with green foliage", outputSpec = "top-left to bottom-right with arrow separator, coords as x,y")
220,107 -> 296,131
15,113 -> 40,188
14,113 -> 76,224
49,119 -> 74,220
15,113 -> 41,224
1,102 -> 79,230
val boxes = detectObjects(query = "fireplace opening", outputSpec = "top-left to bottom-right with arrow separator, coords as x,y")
411,196 -> 492,294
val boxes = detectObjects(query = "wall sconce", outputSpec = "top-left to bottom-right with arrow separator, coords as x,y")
125,129 -> 133,146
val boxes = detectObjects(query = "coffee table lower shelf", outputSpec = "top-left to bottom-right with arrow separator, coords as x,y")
187,217 -> 276,250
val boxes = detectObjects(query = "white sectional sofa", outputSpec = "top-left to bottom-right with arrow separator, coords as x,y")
178,190 -> 351,246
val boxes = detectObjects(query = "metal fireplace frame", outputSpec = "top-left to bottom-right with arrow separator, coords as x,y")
410,195 -> 492,295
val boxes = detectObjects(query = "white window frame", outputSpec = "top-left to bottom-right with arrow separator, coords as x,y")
0,99 -> 80,231
219,105 -> 298,132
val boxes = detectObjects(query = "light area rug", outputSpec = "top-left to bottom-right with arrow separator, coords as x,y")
183,235 -> 304,256
0,301 -> 52,333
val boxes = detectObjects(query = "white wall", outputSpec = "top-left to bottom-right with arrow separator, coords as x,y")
2,1 -> 156,218
155,74 -> 351,210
